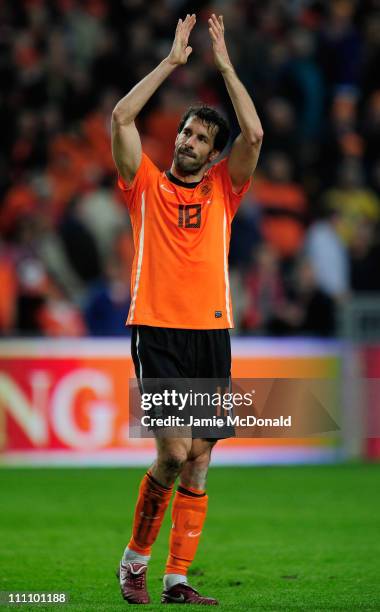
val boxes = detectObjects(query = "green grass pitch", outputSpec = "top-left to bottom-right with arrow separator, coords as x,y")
0,464 -> 379,611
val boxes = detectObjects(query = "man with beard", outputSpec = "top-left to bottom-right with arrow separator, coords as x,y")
112,13 -> 263,605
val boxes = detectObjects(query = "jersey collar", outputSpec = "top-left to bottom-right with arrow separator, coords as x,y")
165,170 -> 202,189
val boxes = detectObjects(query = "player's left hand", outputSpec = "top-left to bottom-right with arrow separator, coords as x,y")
208,14 -> 233,74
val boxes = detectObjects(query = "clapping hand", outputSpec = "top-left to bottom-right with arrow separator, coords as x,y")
208,13 -> 233,74
167,13 -> 196,66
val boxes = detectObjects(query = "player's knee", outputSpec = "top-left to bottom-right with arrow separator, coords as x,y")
158,450 -> 187,476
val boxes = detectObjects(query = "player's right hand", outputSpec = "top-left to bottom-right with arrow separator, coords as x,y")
167,13 -> 196,66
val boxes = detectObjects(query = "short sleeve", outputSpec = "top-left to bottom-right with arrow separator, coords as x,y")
211,158 -> 251,219
117,153 -> 160,210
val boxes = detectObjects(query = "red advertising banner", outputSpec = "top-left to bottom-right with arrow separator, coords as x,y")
361,346 -> 380,460
0,338 -> 343,465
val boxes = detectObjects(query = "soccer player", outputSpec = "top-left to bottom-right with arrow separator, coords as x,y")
112,13 -> 263,605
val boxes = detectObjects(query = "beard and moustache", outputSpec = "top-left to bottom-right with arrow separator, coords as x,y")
173,145 -> 208,175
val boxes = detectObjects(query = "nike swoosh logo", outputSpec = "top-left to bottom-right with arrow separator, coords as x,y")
160,184 -> 175,194
140,512 -> 160,520
188,530 -> 201,538
167,594 -> 185,602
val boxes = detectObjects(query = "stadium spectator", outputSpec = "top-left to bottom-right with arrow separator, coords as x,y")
252,152 -> 307,260
0,243 -> 17,334
322,158 -> 380,245
304,208 -> 349,301
58,197 -> 102,285
241,243 -> 286,333
363,91 -> 380,171
261,98 -> 298,163
11,216 -> 51,335
319,89 -> 360,185
36,284 -> 86,337
84,255 -> 130,336
278,258 -> 336,337
318,0 -> 362,91
278,27 -> 324,143
349,220 -> 380,293
229,194 -> 261,270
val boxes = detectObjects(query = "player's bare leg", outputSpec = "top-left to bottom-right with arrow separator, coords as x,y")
180,439 -> 217,489
162,439 -> 218,605
151,438 -> 192,487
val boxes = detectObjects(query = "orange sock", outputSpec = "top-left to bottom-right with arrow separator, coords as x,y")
128,471 -> 173,556
165,485 -> 208,576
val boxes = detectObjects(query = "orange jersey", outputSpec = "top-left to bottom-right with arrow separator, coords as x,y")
118,153 -> 250,329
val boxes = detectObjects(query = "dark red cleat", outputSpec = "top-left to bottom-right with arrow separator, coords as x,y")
161,583 -> 218,605
117,561 -> 150,604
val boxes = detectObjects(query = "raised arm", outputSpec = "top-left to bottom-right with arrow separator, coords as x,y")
111,14 -> 196,184
208,14 -> 263,191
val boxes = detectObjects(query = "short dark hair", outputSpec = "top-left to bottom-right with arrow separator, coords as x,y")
177,104 -> 230,153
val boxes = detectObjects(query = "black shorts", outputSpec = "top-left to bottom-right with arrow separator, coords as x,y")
131,325 -> 231,379
130,325 -> 233,439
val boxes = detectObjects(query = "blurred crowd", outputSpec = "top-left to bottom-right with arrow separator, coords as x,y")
1,0 -> 380,337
